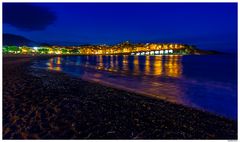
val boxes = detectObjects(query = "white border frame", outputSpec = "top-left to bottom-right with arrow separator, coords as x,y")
0,1 -> 239,141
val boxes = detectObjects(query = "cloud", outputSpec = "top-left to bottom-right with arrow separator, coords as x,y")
3,3 -> 56,31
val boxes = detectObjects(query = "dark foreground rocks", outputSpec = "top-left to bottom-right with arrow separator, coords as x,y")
3,55 -> 237,139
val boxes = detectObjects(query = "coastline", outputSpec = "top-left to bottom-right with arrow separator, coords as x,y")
3,55 -> 237,139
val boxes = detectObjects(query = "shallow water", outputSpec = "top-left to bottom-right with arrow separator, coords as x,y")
33,55 -> 237,120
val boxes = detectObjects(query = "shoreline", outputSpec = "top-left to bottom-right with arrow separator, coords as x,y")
35,62 -> 236,121
3,55 -> 237,139
31,54 -> 237,120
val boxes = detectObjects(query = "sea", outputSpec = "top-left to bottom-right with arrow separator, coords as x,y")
32,54 -> 238,120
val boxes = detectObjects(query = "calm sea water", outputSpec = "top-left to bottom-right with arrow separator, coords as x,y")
33,55 -> 237,120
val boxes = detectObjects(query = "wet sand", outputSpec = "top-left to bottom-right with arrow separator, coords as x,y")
3,55 -> 237,139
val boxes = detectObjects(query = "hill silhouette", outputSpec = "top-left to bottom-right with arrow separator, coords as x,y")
3,33 -> 39,46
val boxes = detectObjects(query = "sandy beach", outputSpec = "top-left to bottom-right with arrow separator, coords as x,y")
3,55 -> 237,139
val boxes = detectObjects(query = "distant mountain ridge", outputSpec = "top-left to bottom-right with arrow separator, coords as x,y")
3,33 -> 38,46
2,33 -> 85,46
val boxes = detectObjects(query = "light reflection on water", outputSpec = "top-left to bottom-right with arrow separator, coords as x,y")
47,57 -> 62,71
58,55 -> 183,77
37,55 -> 237,119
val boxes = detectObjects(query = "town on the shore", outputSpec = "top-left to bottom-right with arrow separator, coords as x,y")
3,41 -> 212,55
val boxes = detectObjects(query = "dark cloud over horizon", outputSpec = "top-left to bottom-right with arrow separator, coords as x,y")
3,3 -> 56,31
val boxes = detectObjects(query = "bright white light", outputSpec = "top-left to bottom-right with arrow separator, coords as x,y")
131,53 -> 135,55
169,49 -> 173,53
33,47 -> 38,50
150,51 -> 154,55
146,52 -> 149,55
141,52 -> 145,55
136,52 -> 140,56
160,50 -> 164,54
155,51 -> 159,54
165,50 -> 168,54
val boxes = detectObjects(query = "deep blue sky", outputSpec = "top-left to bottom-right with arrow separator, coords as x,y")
3,3 -> 237,52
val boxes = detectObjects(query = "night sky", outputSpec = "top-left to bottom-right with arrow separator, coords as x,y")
3,3 -> 237,52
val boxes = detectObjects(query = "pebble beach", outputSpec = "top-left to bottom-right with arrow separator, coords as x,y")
3,55 -> 237,139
